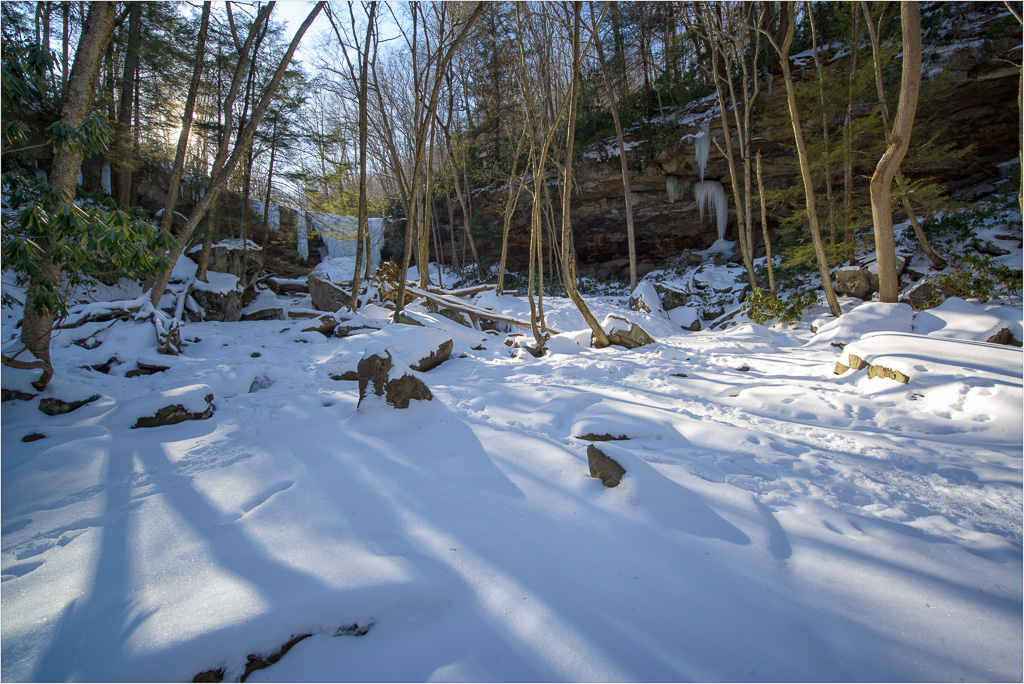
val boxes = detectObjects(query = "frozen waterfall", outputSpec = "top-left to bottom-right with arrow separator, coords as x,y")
307,212 -> 387,273
296,210 -> 309,259
694,180 -> 728,241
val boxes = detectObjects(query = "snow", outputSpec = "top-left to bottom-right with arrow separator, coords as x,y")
913,296 -> 1011,340
809,302 -> 915,348
3,275 -> 1022,682
3,184 -> 1024,682
668,305 -> 699,328
241,290 -> 282,316
191,270 -> 240,295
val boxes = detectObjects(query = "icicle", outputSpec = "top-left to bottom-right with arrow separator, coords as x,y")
666,175 -> 680,204
694,120 -> 711,182
694,180 -> 728,241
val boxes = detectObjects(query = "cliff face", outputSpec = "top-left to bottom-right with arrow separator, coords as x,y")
462,3 -> 1021,276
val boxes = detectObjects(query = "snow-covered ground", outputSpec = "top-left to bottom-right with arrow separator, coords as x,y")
2,272 -> 1021,681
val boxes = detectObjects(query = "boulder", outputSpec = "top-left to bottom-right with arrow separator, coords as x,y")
302,314 -> 341,336
39,394 -> 101,416
357,347 -> 433,409
191,272 -> 244,322
865,255 -> 909,293
834,266 -> 871,300
668,306 -> 701,331
587,444 -> 627,487
133,393 -> 215,428
190,240 -> 264,290
599,314 -> 655,349
2,389 -> 37,402
241,290 -> 284,321
308,274 -> 350,312
411,339 -> 453,372
653,282 -> 688,310
104,384 -> 216,429
628,281 -> 666,317
900,279 -> 947,311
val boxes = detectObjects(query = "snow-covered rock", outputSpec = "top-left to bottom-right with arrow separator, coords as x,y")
240,290 -> 284,322
107,384 -> 215,429
912,296 -> 1013,342
599,314 -> 655,349
356,344 -> 432,409
809,302 -> 914,348
629,281 -> 667,317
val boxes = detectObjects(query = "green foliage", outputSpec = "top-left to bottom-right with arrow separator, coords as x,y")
779,239 -> 856,272
48,114 -> 113,157
743,286 -> 818,326
904,195 -> 1018,252
2,171 -> 177,316
906,196 -> 1024,304
933,253 -> 1023,303
578,274 -> 630,297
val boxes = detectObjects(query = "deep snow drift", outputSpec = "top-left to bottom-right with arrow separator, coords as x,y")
2,271 -> 1021,681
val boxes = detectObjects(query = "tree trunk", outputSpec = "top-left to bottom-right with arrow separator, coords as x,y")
195,235 -> 213,283
349,1 -> 377,310
562,2 -> 611,348
157,3 -> 210,239
391,3 -> 486,320
807,2 -> 836,242
497,125 -> 529,294
773,2 -> 841,316
594,4 -> 638,292
844,6 -> 859,265
869,1 -> 922,302
862,1 -> 945,270
262,121 -> 278,244
705,8 -> 754,289
756,151 -> 776,296
20,1 -> 116,385
114,3 -> 141,206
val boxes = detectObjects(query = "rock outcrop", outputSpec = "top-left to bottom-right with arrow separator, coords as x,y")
427,4 -> 1019,273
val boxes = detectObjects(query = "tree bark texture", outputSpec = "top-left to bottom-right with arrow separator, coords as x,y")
869,1 -> 922,302
20,1 -> 116,384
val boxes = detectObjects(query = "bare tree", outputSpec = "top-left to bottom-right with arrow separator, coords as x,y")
862,1 -> 945,270
560,1 -> 611,348
755,1 -> 841,317
592,3 -> 638,292
868,1 -> 922,302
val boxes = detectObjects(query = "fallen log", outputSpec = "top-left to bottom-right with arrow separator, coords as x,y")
402,284 -> 560,334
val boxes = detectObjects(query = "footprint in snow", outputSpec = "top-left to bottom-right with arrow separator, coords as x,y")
1,559 -> 43,582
